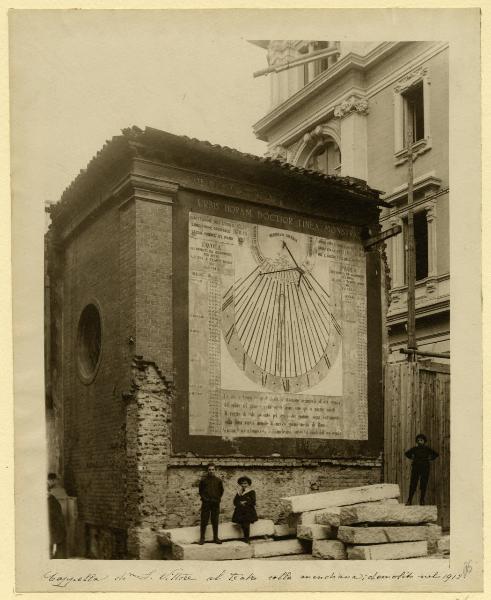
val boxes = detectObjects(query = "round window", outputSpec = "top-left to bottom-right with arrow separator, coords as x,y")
76,303 -> 102,383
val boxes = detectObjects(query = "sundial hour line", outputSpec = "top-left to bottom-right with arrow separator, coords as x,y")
294,284 -> 317,371
299,276 -> 332,341
298,280 -> 330,360
288,281 -> 307,375
237,274 -> 269,342
244,276 -> 273,357
234,275 -> 264,329
252,278 -> 276,368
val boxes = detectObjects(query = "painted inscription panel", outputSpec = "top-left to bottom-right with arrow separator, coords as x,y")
188,211 -> 367,439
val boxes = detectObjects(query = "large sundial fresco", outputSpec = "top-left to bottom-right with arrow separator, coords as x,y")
188,211 -> 368,439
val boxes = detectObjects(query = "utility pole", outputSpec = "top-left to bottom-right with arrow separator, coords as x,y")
406,121 -> 417,359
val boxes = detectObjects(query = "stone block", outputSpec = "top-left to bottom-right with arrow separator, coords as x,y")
158,519 -> 275,546
261,554 -> 317,560
437,535 -> 450,554
338,525 -> 431,544
273,523 -> 297,538
312,539 -> 347,560
347,540 -> 428,560
252,538 -> 308,558
340,504 -> 437,526
426,524 -> 443,554
297,524 -> 336,540
171,540 -> 253,560
314,499 -> 399,527
281,484 -> 400,513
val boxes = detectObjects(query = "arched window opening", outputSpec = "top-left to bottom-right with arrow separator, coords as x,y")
305,141 -> 341,175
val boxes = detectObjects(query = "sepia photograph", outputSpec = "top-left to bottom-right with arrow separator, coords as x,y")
10,7 -> 482,594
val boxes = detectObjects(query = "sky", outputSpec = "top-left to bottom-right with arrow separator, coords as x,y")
10,10 -> 270,204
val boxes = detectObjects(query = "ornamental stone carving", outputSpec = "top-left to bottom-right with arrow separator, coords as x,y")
333,96 -> 369,119
266,144 -> 288,162
394,66 -> 428,93
267,40 -> 297,67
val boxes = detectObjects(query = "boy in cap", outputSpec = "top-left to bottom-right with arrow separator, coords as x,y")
405,434 -> 439,505
198,463 -> 224,544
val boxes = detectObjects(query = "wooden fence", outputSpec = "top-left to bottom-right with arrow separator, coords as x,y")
384,361 -> 450,531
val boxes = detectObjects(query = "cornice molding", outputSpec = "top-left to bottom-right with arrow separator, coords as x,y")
253,42 -> 404,140
256,42 -> 448,147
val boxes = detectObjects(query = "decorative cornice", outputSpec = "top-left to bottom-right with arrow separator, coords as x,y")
255,42 -> 447,146
253,42 -> 405,140
394,66 -> 429,93
380,172 -> 442,205
334,95 -> 369,119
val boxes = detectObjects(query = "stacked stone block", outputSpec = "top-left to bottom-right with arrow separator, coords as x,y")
280,484 -> 445,560
156,483 -> 446,560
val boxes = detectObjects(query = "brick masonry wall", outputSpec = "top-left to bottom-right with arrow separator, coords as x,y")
125,358 -> 173,559
123,355 -> 381,558
62,205 -> 128,532
135,199 -> 174,380
165,462 -> 381,530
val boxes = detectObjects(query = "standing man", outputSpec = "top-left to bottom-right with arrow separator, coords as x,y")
405,434 -> 439,506
47,473 -> 67,558
198,463 -> 224,545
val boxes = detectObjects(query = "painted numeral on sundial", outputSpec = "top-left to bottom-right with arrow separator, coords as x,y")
242,353 -> 246,371
261,372 -> 268,387
282,378 -> 290,392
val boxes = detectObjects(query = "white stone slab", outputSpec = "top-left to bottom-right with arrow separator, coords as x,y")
312,539 -> 347,560
158,519 -> 275,546
314,499 -> 400,527
297,524 -> 335,541
281,484 -> 400,513
171,540 -> 253,560
338,525 -> 432,544
347,540 -> 428,560
252,539 -> 308,558
273,523 -> 297,538
340,504 -> 437,526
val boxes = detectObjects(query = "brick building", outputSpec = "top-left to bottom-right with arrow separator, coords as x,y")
46,126 -> 388,558
251,41 -> 449,358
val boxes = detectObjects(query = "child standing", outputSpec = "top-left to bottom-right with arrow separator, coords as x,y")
232,476 -> 258,544
405,433 -> 439,505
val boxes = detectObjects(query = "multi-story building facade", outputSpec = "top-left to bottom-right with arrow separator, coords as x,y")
252,41 -> 449,359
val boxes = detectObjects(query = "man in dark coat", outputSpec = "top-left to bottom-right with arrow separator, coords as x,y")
47,473 -> 66,558
198,463 -> 224,544
405,434 -> 439,505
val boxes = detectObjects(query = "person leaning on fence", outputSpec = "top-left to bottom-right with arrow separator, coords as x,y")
198,463 -> 224,545
405,433 -> 439,506
232,476 -> 258,544
47,472 -> 67,558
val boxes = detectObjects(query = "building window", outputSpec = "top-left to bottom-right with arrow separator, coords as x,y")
403,211 -> 429,283
76,303 -> 102,383
393,68 -> 431,162
301,41 -> 336,86
305,141 -> 341,175
403,82 -> 424,144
